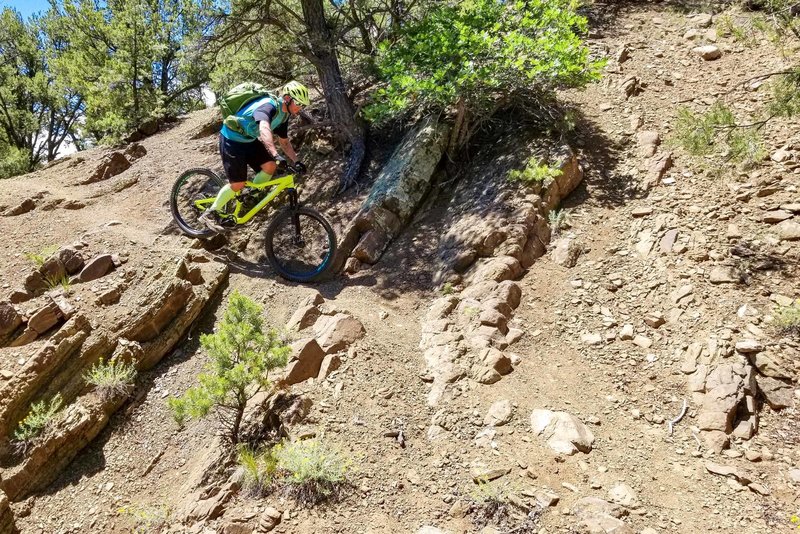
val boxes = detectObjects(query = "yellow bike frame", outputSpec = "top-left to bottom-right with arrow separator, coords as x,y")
193,174 -> 296,225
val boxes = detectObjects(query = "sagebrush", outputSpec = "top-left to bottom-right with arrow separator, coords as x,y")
84,356 -> 138,402
774,301 -> 800,337
13,394 -> 64,453
273,439 -> 351,505
118,504 -> 171,534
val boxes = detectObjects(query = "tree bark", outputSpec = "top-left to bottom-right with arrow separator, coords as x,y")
300,0 -> 366,193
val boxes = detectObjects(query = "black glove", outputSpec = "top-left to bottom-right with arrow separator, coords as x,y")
293,161 -> 307,173
273,154 -> 287,166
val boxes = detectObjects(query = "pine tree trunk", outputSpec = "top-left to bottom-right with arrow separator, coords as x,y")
300,0 -> 366,193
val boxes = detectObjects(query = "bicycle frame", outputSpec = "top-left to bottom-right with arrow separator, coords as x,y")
193,174 -> 296,225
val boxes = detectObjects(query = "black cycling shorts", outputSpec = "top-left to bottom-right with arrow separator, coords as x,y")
219,135 -> 276,183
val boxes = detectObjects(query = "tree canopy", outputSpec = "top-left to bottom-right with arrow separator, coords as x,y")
0,0 -> 605,180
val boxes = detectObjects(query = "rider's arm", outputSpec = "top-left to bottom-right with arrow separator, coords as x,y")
278,137 -> 299,163
258,121 -> 280,158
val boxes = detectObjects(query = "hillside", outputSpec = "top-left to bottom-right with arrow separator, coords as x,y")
0,2 -> 799,534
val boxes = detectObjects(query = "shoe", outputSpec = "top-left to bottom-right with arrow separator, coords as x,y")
198,209 -> 227,233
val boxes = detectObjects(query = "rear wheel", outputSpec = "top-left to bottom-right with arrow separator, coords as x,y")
265,207 -> 337,283
170,168 -> 230,238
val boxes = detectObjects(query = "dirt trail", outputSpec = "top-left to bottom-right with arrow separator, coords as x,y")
1,2 -> 799,534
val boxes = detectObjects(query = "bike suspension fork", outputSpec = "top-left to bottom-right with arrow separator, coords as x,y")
287,189 -> 303,243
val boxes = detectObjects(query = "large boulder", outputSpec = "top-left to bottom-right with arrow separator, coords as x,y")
530,409 -> 595,455
283,339 -> 326,385
314,313 -> 365,353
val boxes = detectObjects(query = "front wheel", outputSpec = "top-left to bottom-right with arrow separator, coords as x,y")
265,207 -> 337,283
170,168 -> 227,238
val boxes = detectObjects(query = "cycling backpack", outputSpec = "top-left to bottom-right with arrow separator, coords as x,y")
219,82 -> 274,119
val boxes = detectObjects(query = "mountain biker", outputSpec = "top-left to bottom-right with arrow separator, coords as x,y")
198,80 -> 310,233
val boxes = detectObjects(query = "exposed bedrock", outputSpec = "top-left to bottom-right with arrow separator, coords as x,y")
0,491 -> 15,534
337,115 -> 451,269
0,253 -> 228,504
420,145 -> 583,410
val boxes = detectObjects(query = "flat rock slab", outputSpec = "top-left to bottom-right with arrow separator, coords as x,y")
78,254 -> 114,283
693,45 -> 721,60
762,209 -> 793,224
778,220 -> 800,241
709,266 -> 739,284
530,409 -> 595,455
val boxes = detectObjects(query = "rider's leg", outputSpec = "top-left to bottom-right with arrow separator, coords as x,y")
209,136 -> 249,213
210,181 -> 244,211
253,161 -> 278,185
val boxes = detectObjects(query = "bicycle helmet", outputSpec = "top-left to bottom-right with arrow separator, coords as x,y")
281,80 -> 310,106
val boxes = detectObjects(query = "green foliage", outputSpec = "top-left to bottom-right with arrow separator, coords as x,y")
508,156 -> 563,183
49,0 -> 216,143
44,272 -> 72,292
672,103 -> 732,156
768,69 -> 800,118
0,144 -> 29,179
548,208 -> 568,237
237,445 -> 278,495
273,439 -> 351,505
13,394 -> 64,449
118,504 -> 172,534
24,245 -> 59,267
774,300 -> 800,337
0,8 -> 82,175
367,0 -> 603,127
717,14 -> 755,45
84,356 -> 138,402
441,282 -> 454,295
168,291 -> 289,444
671,102 -> 765,168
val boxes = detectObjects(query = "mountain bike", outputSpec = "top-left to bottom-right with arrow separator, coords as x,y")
169,163 -> 336,283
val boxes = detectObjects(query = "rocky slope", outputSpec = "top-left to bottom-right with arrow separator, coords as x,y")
0,2 -> 798,534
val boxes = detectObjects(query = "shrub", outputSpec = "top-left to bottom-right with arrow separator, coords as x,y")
774,301 -> 800,337
117,504 -> 171,534
469,480 -> 512,528
273,439 -> 351,505
367,0 -> 603,150
548,208 -> 568,237
84,356 -> 138,402
671,102 -> 765,169
508,157 -> 563,183
237,445 -> 278,496
13,394 -> 64,453
168,291 -> 290,444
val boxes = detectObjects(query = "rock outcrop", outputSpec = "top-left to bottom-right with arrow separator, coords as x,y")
0,253 -> 228,505
339,115 -> 451,269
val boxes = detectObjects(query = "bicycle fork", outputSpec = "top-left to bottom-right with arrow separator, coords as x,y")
288,188 -> 305,247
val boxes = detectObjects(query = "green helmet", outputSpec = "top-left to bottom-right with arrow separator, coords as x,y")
281,80 -> 310,106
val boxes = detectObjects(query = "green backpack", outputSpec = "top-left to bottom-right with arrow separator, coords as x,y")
219,82 -> 275,134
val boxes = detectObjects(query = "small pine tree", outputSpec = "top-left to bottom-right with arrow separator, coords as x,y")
168,291 -> 289,444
